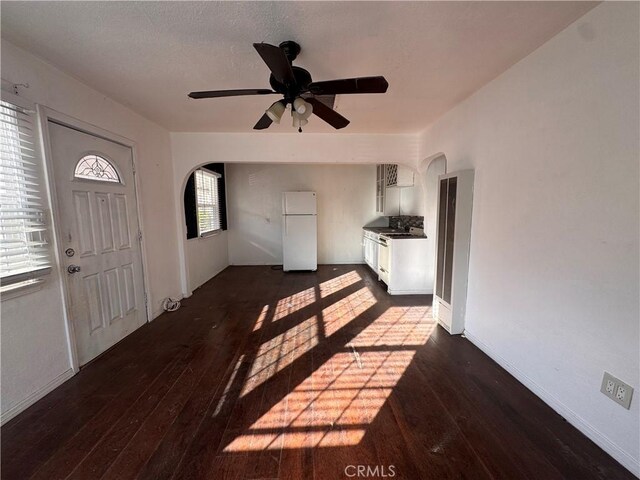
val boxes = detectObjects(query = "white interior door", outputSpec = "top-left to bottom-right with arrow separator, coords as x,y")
48,121 -> 146,366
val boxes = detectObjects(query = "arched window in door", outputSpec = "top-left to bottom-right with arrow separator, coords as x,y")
74,154 -> 121,183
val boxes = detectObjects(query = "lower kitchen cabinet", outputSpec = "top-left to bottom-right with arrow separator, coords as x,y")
378,235 -> 430,295
362,230 -> 380,272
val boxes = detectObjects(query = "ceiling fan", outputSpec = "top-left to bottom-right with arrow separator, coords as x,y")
188,41 -> 389,132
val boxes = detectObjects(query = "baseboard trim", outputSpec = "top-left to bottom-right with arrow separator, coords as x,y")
388,289 -> 430,295
463,330 -> 640,477
1,368 -> 75,426
229,261 -> 366,266
319,261 -> 366,265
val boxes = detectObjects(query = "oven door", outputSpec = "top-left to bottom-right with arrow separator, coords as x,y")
378,237 -> 390,284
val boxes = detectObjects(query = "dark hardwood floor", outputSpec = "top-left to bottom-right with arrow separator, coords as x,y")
1,265 -> 633,480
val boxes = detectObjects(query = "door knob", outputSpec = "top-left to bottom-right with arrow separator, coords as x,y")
67,264 -> 81,274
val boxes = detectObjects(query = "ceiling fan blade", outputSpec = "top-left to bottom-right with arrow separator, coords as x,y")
303,94 -> 335,110
305,97 -> 350,130
188,89 -> 276,99
253,43 -> 296,86
253,113 -> 273,130
308,76 -> 389,95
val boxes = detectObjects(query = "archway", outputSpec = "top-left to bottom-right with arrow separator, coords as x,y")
177,163 -> 229,297
418,153 -> 447,293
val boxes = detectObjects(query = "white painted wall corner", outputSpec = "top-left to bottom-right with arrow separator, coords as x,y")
0,368 -> 75,426
464,330 -> 640,477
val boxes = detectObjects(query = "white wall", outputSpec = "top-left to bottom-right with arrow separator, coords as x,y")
0,41 -> 182,421
418,3 -> 639,474
170,132 -> 418,167
186,233 -> 229,292
417,155 -> 446,293
226,163 -> 379,265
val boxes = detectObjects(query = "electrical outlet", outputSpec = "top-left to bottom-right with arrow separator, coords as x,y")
605,379 -> 615,394
601,372 -> 634,409
616,385 -> 627,402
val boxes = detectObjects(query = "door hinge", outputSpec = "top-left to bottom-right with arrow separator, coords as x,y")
138,231 -> 143,241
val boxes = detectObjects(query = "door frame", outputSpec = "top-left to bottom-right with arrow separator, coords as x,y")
37,106 -> 151,373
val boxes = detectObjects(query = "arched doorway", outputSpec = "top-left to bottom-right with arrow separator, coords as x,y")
418,153 -> 447,293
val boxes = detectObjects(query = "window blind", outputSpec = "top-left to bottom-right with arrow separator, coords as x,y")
0,97 -> 51,287
195,168 -> 221,235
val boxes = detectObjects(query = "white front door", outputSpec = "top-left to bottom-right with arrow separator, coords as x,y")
48,121 -> 146,366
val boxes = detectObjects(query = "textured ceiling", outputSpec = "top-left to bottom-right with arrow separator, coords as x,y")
1,1 -> 597,133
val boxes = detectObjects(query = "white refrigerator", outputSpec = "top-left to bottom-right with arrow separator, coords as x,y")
282,191 -> 317,271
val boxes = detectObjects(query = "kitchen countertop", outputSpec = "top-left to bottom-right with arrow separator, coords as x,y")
363,226 -> 427,239
363,227 -> 404,234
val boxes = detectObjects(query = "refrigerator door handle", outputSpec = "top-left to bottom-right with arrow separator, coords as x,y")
284,216 -> 287,236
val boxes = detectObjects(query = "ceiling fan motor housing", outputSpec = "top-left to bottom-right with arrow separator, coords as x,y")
279,40 -> 301,62
269,66 -> 312,102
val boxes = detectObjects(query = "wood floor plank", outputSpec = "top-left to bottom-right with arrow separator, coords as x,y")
3,312 -> 213,480
426,328 -> 631,480
66,343 -> 208,480
278,311 -> 317,480
100,320 -> 238,479
135,309 -> 256,480
410,337 -> 557,479
170,308 -> 276,479
0,265 -> 634,480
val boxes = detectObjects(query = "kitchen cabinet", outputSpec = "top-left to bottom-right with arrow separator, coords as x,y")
434,170 -> 474,335
362,230 -> 381,273
378,234 -> 430,294
375,165 -> 385,213
385,164 -> 415,187
384,188 -> 400,216
375,164 -> 400,216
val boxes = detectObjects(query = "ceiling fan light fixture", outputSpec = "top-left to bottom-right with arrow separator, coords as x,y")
266,100 -> 286,123
293,97 -> 307,115
300,101 -> 313,121
292,110 -> 309,129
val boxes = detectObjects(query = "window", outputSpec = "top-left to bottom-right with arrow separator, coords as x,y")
183,163 -> 227,239
0,96 -> 51,291
74,154 -> 120,183
195,168 -> 221,236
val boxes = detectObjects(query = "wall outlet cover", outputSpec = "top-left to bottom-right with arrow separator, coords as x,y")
601,372 -> 634,410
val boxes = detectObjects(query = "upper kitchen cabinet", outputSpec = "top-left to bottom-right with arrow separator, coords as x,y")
375,164 -> 400,216
375,164 -> 385,213
385,164 -> 415,187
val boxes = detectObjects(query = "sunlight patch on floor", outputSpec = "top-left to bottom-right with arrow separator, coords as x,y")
274,287 -> 316,321
252,305 -> 271,332
319,270 -> 362,298
242,280 -> 379,397
241,315 -> 319,397
225,299 -> 435,452
212,354 -> 245,417
225,351 -> 418,452
349,306 -> 434,347
349,286 -> 378,317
